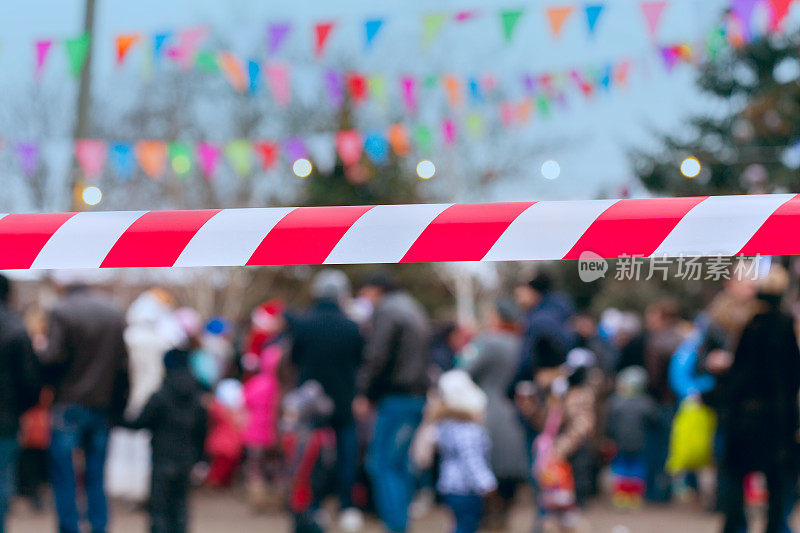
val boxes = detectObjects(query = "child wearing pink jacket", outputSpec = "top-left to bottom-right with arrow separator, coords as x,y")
243,343 -> 284,511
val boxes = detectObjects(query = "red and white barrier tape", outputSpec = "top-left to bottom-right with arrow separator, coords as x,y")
2,194 -> 799,269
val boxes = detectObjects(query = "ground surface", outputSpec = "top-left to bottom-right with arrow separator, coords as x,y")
12,489 -> 797,532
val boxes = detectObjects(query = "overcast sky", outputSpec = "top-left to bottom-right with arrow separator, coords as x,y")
1,0 -> 732,203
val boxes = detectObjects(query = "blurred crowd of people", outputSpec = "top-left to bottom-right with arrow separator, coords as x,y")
0,262 -> 798,533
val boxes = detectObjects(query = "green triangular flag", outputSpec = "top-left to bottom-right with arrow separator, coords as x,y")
500,10 -> 524,43
169,141 -> 193,177
537,95 -> 551,117
225,139 -> 253,177
65,33 -> 90,78
414,125 -> 432,153
195,50 -> 219,72
422,13 -> 446,48
423,74 -> 438,89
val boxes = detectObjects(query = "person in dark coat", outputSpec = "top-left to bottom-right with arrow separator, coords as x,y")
40,279 -> 128,533
290,269 -> 364,529
719,265 -> 800,533
0,275 -> 40,532
126,349 -> 207,533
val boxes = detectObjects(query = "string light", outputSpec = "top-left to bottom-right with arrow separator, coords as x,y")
416,160 -> 435,179
680,157 -> 701,178
292,158 -> 313,177
82,186 -> 103,206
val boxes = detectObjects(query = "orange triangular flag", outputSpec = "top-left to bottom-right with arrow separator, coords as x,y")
116,34 -> 141,65
546,6 -> 575,38
135,140 -> 167,179
314,22 -> 335,56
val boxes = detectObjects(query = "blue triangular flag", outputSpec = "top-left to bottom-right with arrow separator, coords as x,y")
153,32 -> 172,60
109,142 -> 135,180
364,132 -> 389,165
468,77 -> 483,104
585,4 -> 604,36
248,59 -> 261,94
365,19 -> 384,49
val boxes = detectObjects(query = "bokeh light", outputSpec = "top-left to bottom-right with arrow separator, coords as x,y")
292,158 -> 313,178
541,159 -> 560,180
680,156 -> 701,178
416,160 -> 436,179
82,186 -> 103,206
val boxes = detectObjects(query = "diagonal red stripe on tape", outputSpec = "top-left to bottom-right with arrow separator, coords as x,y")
400,202 -> 534,263
101,210 -> 221,268
0,213 -> 76,269
738,194 -> 800,256
563,196 -> 707,259
247,205 -> 374,265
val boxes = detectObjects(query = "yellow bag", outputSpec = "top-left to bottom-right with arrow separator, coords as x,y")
666,399 -> 717,474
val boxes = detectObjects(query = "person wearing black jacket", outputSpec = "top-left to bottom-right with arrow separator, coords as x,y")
717,265 -> 800,533
0,275 -> 40,533
126,349 -> 207,533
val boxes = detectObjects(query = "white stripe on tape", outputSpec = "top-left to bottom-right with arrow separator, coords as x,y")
31,211 -> 146,269
651,194 -> 794,257
483,199 -> 617,261
324,203 -> 452,264
173,207 -> 295,267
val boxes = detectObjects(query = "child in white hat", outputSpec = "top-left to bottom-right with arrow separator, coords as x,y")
412,369 -> 497,533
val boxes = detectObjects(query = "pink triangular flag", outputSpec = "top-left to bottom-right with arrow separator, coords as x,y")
401,76 -> 417,112
196,142 -> 220,179
75,139 -> 107,180
335,130 -> 362,166
442,119 -> 457,145
265,63 -> 291,106
641,1 -> 668,39
35,40 -> 53,79
768,0 -> 793,30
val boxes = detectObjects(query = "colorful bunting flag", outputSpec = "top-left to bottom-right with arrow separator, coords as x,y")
153,32 -> 172,61
75,139 -> 107,180
347,72 -> 368,103
441,119 -> 457,145
546,6 -> 575,38
335,130 -> 363,166
585,4 -> 605,36
195,50 -> 219,72
422,13 -> 446,47
267,22 -> 292,54
660,46 -> 680,71
35,40 -> 52,79
369,75 -> 387,105
169,141 -> 193,177
248,59 -> 261,94
171,26 -> 208,70
196,142 -> 220,179
501,102 -> 514,127
225,139 -> 253,176
115,34 -> 141,65
500,10 -> 524,43
109,142 -> 135,179
387,124 -> 410,156
324,69 -> 344,108
414,125 -> 432,153
135,140 -> 167,179
314,22 -> 335,57
254,140 -> 278,170
767,0 -> 793,31
218,51 -> 246,92
364,132 -> 389,165
641,1 -> 668,39
265,63 -> 290,106
65,33 -> 91,78
364,19 -> 384,49
443,75 -> 464,108
15,142 -> 39,177
466,114 -> 485,137
283,137 -> 307,161
401,76 -> 417,112
454,10 -> 478,21
468,77 -> 483,104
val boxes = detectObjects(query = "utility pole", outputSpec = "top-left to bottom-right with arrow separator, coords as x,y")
71,0 -> 96,211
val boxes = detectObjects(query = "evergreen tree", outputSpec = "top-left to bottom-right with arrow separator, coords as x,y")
634,32 -> 800,195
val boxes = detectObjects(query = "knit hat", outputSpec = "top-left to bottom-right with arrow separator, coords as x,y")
311,269 -> 351,302
438,369 -> 487,417
616,365 -> 648,396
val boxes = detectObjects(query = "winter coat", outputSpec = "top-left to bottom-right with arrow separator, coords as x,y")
0,303 -> 40,438
290,300 -> 364,425
206,399 -> 244,459
617,328 -> 684,405
552,385 -> 596,460
515,292 -> 576,388
243,344 -> 282,448
466,331 -> 529,479
41,287 -> 128,414
723,307 -> 800,473
359,291 -> 430,402
606,393 -> 657,454
127,353 -> 207,471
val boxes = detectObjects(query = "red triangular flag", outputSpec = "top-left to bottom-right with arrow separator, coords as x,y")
768,0 -> 793,30
254,140 -> 278,170
346,72 -> 368,103
116,34 -> 141,65
314,22 -> 335,56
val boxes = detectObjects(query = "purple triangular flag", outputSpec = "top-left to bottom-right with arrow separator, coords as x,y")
267,22 -> 291,55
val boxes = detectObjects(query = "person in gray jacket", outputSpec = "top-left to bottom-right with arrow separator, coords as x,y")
465,301 -> 529,529
353,272 -> 430,533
